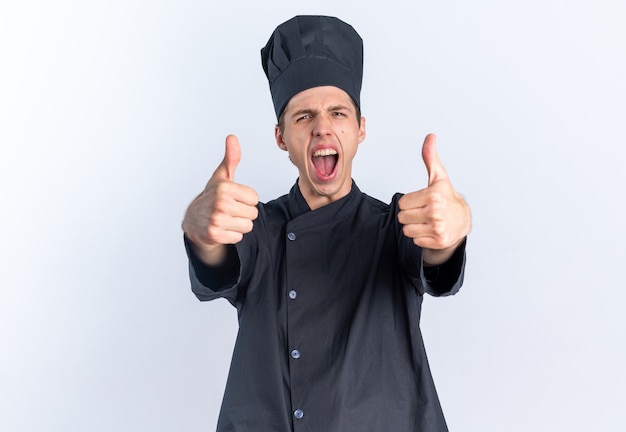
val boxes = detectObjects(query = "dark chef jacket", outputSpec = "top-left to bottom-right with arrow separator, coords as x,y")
186,181 -> 466,432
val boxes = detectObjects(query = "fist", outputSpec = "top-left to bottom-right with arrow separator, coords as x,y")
182,135 -> 259,247
397,134 -> 471,253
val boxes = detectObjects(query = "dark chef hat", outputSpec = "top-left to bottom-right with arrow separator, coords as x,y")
261,15 -> 363,119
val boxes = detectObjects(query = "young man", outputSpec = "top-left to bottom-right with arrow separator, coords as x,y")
182,15 -> 471,432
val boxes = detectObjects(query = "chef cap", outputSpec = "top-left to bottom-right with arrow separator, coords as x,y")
261,15 -> 364,119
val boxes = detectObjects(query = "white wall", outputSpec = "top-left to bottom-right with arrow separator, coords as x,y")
1,1 -> 624,430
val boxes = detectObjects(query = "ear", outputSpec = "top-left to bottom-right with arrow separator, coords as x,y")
275,126 -> 288,151
358,116 -> 366,144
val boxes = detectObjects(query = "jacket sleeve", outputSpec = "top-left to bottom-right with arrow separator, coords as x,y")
184,235 -> 242,304
392,193 -> 466,297
421,237 -> 466,297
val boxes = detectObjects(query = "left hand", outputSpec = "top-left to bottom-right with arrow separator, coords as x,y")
397,134 -> 471,265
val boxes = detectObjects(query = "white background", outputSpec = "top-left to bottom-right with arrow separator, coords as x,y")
1,1 -> 625,430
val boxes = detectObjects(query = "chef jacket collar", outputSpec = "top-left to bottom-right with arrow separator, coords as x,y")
287,180 -> 361,224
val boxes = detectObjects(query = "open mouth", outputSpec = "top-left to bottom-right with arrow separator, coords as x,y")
312,148 -> 339,180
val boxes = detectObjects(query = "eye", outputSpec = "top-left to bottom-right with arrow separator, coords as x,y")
332,111 -> 347,117
296,114 -> 312,122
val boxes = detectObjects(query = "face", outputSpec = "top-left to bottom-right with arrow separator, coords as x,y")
275,86 -> 366,210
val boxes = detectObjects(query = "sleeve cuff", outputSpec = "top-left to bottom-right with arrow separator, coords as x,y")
184,235 -> 240,292
423,237 -> 466,296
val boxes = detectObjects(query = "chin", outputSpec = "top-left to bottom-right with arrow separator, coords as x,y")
316,180 -> 347,197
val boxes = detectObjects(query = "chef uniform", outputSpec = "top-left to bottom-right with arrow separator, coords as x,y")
186,15 -> 467,432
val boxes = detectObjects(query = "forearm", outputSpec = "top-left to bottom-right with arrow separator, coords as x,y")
422,237 -> 465,266
186,235 -> 229,267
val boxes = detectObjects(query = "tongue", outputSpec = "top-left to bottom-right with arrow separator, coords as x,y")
313,155 -> 337,177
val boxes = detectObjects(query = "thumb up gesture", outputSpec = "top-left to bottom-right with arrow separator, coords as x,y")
182,135 -> 259,264
398,134 -> 471,265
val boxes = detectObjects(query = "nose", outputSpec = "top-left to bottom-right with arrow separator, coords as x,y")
312,114 -> 332,137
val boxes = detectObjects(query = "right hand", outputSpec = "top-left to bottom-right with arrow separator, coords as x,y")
182,135 -> 259,257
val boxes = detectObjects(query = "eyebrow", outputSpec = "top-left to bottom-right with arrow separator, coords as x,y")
327,104 -> 351,112
289,104 -> 351,120
290,108 -> 317,120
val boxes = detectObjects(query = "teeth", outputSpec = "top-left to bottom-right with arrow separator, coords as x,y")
313,149 -> 338,157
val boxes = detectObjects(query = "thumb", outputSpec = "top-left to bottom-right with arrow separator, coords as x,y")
422,133 -> 448,186
216,134 -> 241,181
